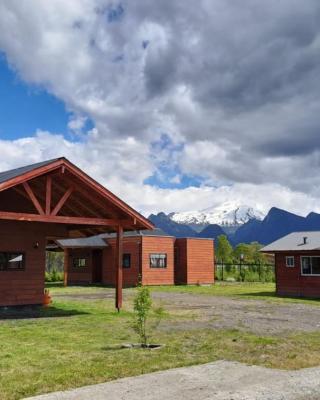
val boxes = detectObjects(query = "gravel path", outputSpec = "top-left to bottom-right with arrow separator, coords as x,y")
25,360 -> 320,400
53,289 -> 320,335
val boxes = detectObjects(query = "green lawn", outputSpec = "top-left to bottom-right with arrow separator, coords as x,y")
0,284 -> 320,399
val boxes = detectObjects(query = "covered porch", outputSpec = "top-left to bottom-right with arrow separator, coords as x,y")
0,157 -> 153,310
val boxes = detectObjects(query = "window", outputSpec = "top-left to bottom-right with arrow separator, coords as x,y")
150,254 -> 167,268
73,258 -> 88,268
285,256 -> 295,268
301,256 -> 320,275
0,252 -> 25,271
123,253 -> 131,268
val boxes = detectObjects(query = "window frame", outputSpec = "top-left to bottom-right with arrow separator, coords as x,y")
149,253 -> 167,269
0,252 -> 25,271
72,257 -> 88,268
285,256 -> 295,268
123,253 -> 131,269
300,256 -> 320,276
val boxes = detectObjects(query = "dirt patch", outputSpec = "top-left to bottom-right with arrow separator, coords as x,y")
151,291 -> 320,335
51,288 -> 320,335
53,292 -> 115,300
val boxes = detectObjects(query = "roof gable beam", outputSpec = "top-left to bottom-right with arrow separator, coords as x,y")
51,186 -> 74,216
0,211 -> 132,227
22,182 -> 45,215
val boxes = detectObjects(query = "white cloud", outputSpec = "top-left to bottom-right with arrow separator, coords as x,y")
1,131 -> 320,218
0,1 -> 320,216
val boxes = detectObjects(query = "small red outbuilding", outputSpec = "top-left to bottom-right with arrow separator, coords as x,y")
261,231 -> 320,298
58,231 -> 215,286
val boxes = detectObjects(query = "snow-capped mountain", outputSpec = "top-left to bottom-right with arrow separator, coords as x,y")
169,202 -> 265,227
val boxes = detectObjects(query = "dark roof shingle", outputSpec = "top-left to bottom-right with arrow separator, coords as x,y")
0,158 -> 61,185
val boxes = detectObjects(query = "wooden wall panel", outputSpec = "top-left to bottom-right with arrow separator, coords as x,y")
186,238 -> 214,284
174,239 -> 187,284
275,251 -> 320,297
67,249 -> 93,284
0,220 -> 67,306
102,237 -> 141,287
175,238 -> 214,284
141,236 -> 175,285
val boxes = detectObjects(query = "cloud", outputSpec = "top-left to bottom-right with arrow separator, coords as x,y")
0,1 -> 320,215
1,130 -> 319,218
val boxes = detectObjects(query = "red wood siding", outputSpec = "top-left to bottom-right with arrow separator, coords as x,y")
275,251 -> 320,297
0,220 -> 67,306
175,238 -> 214,284
141,236 -> 175,285
65,236 -> 214,287
67,249 -> 93,284
102,237 -> 142,287
174,239 -> 187,284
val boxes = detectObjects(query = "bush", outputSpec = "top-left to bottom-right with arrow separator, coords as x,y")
215,264 -> 275,283
45,269 -> 63,282
133,284 -> 164,347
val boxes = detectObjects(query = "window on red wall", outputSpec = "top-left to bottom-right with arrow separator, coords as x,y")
285,256 -> 295,267
0,252 -> 25,271
73,258 -> 88,268
301,256 -> 320,275
123,253 -> 131,268
150,254 -> 167,268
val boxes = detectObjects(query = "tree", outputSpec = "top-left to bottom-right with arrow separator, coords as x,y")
216,235 -> 233,264
233,241 -> 268,264
133,284 -> 164,347
133,285 -> 152,346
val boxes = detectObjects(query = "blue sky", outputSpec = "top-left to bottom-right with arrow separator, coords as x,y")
0,55 -> 70,139
0,1 -> 319,216
0,54 -> 198,190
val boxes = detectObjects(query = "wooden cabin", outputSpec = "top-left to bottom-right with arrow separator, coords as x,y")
174,238 -> 214,285
58,231 -> 215,286
261,231 -> 320,297
0,157 -> 153,309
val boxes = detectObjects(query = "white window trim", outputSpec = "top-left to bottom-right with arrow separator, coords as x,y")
285,256 -> 295,268
300,255 -> 320,276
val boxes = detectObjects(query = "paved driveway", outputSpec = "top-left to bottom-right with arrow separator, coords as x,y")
25,360 -> 320,400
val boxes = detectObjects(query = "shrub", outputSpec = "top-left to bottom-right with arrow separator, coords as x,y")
45,269 -> 63,282
133,285 -> 164,347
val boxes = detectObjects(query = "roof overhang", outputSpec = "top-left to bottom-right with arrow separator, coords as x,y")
0,157 -> 154,238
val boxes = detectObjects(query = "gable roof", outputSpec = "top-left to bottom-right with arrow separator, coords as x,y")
0,157 -> 154,234
0,159 -> 60,185
57,228 -> 171,248
261,231 -> 320,252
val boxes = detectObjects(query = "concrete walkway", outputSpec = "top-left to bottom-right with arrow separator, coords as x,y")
25,361 -> 320,400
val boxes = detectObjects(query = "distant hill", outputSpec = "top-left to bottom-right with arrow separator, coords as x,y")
231,207 -> 320,245
196,224 -> 225,239
148,212 -> 197,237
149,207 -> 320,246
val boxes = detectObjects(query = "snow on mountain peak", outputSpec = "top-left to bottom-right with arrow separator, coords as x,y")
170,202 -> 265,226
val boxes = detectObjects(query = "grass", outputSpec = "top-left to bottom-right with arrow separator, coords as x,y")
150,282 -> 320,306
1,283 -> 320,399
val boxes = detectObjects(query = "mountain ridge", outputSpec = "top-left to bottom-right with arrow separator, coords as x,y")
149,206 -> 320,245
170,202 -> 265,227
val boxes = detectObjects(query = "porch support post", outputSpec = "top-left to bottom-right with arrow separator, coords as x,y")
64,249 -> 69,287
115,225 -> 123,312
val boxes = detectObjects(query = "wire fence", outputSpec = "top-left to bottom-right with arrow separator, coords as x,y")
215,262 -> 275,282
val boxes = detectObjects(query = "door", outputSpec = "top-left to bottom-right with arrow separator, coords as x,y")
92,250 -> 103,283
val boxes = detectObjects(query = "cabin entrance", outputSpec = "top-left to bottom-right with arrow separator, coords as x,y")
92,250 -> 103,283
